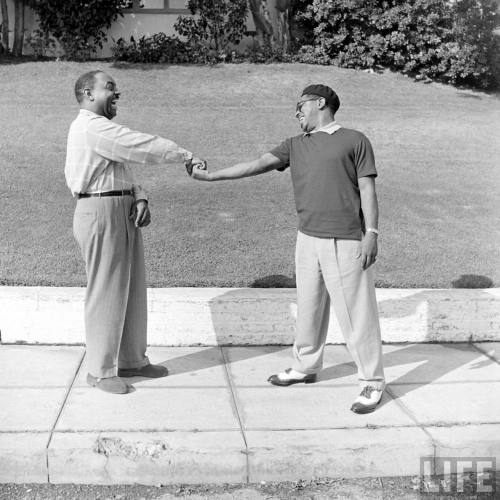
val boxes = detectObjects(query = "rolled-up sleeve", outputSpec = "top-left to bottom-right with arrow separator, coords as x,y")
88,117 -> 191,165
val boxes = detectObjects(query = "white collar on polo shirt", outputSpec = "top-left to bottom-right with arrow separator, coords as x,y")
305,120 -> 342,136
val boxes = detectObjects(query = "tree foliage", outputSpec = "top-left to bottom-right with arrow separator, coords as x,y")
174,0 -> 248,61
112,33 -> 190,63
26,0 -> 126,60
296,0 -> 500,88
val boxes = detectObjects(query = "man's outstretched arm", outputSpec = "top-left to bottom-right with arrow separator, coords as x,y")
190,153 -> 282,181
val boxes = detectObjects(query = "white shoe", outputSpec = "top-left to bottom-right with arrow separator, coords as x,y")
350,386 -> 383,414
267,368 -> 317,386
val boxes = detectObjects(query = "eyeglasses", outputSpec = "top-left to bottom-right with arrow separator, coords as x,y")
295,97 -> 321,115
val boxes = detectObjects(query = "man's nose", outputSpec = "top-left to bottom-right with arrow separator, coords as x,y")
114,92 -> 121,99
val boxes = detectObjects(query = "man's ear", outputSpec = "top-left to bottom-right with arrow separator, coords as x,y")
84,88 -> 93,101
317,97 -> 327,110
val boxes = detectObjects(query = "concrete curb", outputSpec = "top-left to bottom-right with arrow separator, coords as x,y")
3,425 -> 500,484
1,286 -> 499,345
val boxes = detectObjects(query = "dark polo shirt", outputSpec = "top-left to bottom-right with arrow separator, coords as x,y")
270,127 -> 377,240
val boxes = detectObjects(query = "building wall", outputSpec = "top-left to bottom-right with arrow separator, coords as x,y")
99,13 -> 183,57
1,0 -> 256,57
2,0 -> 37,51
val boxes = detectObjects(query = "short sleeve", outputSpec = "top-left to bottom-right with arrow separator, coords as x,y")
269,138 -> 291,172
355,134 -> 377,178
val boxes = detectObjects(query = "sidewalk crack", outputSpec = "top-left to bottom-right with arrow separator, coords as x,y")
45,350 -> 85,483
385,385 -> 436,451
220,346 -> 249,483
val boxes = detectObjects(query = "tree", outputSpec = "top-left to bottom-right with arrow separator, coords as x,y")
248,0 -> 292,55
12,0 -> 25,56
1,0 -> 10,53
26,0 -> 126,60
174,0 -> 248,60
0,0 -> 27,56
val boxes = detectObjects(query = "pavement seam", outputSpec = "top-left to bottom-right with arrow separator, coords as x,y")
220,346 -> 250,484
471,342 -> 500,365
45,349 -> 85,483
384,384 -> 437,466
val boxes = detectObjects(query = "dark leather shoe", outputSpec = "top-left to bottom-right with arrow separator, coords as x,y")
118,363 -> 169,378
350,386 -> 383,414
87,374 -> 129,394
267,368 -> 317,386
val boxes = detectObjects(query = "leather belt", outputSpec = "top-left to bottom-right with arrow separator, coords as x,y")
77,190 -> 133,199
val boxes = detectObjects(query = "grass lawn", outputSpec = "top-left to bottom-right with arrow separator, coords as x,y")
0,61 -> 499,288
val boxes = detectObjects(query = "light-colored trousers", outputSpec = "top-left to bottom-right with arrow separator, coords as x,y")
73,195 -> 149,378
292,231 -> 385,390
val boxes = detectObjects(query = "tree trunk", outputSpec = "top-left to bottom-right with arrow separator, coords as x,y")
248,0 -> 274,49
0,0 -> 9,54
275,0 -> 291,54
248,0 -> 291,54
12,0 -> 24,56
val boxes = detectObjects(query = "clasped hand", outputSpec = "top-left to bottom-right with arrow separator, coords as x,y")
185,157 -> 210,181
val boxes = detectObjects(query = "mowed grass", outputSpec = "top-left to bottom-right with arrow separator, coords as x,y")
0,61 -> 499,288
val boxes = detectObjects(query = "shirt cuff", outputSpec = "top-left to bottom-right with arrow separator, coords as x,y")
132,184 -> 148,203
182,150 -> 194,162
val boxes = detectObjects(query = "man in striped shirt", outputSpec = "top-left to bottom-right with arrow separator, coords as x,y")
66,70 -> 205,394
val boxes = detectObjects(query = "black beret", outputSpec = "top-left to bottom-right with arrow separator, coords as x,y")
301,84 -> 340,113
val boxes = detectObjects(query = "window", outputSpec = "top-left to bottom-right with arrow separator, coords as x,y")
123,0 -> 190,13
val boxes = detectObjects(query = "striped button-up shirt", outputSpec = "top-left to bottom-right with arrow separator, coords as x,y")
65,109 -> 192,199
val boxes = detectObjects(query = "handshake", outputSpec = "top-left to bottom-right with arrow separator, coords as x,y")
185,155 -> 210,181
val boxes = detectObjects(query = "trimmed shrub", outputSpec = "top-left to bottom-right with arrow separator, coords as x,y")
296,0 -> 500,88
174,0 -> 248,63
446,0 -> 500,88
26,0 -> 125,60
112,33 -> 190,63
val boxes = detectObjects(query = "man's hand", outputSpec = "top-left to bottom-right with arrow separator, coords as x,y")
185,157 -> 207,177
190,162 -> 211,181
357,232 -> 378,270
129,200 -> 151,228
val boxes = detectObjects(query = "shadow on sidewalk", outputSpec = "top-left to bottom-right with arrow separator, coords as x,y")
142,282 -> 293,379
139,275 -> 497,397
320,342 -> 497,409
321,276 -> 497,407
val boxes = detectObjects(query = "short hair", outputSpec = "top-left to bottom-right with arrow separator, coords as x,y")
74,70 -> 103,103
302,84 -> 340,116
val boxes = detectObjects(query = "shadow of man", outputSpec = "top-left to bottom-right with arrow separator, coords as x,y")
319,275 -> 498,407
144,276 -> 295,381
139,274 -> 498,401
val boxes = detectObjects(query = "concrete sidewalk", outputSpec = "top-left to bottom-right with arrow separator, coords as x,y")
1,342 -> 500,485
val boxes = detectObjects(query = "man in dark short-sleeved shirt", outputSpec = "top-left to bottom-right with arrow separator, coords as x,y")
189,84 -> 385,414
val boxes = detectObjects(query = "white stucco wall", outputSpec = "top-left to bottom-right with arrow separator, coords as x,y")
2,0 -> 36,51
99,13 -> 183,57
1,1 -> 184,57
1,2 -> 256,58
